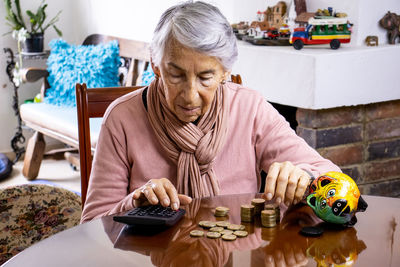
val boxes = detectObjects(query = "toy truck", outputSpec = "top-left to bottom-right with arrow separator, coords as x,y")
289,17 -> 352,50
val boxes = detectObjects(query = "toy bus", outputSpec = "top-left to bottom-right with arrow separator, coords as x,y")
289,17 -> 352,50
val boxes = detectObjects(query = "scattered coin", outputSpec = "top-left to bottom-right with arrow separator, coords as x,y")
199,221 -> 216,229
227,224 -> 244,231
190,230 -> 204,237
216,221 -> 231,228
209,226 -> 224,232
220,229 -> 234,235
233,230 -> 248,237
206,232 -> 221,239
222,234 -> 237,241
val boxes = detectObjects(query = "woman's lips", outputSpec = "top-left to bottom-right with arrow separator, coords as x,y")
178,105 -> 200,115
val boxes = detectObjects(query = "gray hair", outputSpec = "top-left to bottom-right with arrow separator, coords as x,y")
151,1 -> 238,71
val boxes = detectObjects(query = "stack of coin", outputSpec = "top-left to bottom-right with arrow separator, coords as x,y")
261,209 -> 276,228
214,206 -> 230,217
265,203 -> 280,223
240,204 -> 255,222
251,198 -> 266,216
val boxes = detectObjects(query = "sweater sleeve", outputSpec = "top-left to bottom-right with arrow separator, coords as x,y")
253,98 -> 341,179
80,122 -> 135,223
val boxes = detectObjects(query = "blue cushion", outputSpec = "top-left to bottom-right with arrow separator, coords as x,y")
45,39 -> 121,106
140,64 -> 155,86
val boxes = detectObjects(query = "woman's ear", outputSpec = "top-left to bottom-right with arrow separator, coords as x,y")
223,71 -> 231,83
151,59 -> 161,78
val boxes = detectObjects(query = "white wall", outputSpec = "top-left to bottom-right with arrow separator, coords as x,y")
0,0 -> 398,153
0,0 -> 79,154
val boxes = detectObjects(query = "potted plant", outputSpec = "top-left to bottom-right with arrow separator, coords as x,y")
4,0 -> 62,53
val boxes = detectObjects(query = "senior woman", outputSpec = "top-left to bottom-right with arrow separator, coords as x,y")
81,1 -> 340,223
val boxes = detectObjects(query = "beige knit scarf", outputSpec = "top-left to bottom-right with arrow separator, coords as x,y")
147,78 -> 229,198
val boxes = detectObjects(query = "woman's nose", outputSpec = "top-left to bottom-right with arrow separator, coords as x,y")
181,81 -> 199,103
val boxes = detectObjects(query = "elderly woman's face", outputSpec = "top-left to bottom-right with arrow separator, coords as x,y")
153,40 -> 229,123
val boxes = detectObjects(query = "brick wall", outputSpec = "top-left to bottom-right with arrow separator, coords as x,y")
296,100 -> 400,197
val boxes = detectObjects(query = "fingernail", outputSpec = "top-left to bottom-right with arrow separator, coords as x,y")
172,203 -> 179,210
266,193 -> 273,200
293,199 -> 298,205
162,199 -> 169,206
151,197 -> 158,204
276,197 -> 282,204
285,201 -> 290,206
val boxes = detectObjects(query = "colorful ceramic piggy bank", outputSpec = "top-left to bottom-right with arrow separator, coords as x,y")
307,171 -> 368,226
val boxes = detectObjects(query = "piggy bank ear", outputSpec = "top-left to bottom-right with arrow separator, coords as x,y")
307,193 -> 317,209
357,196 -> 368,212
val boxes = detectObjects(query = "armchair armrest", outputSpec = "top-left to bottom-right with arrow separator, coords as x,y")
21,68 -> 50,101
21,68 -> 49,83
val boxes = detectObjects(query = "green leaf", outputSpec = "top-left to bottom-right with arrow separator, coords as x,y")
14,0 -> 26,28
53,25 -> 62,37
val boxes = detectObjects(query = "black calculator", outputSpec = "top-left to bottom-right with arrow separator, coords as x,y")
113,205 -> 186,227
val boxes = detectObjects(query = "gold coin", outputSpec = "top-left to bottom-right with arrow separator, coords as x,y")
216,221 -> 231,228
199,221 -> 216,229
261,210 -> 275,216
251,198 -> 266,204
222,234 -> 237,241
215,206 -> 230,212
233,230 -> 248,237
206,232 -> 221,239
214,206 -> 229,217
241,204 -> 255,209
190,230 -> 204,237
221,229 -> 234,235
209,226 -> 224,232
198,221 -> 208,227
227,224 -> 243,231
239,225 -> 246,230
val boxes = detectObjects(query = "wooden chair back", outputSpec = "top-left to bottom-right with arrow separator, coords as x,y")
76,83 -> 143,208
76,74 -> 242,208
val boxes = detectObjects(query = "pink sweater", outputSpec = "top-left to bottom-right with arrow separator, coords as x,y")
81,82 -> 340,223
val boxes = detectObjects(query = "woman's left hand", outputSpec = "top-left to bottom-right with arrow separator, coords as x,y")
262,161 -> 311,206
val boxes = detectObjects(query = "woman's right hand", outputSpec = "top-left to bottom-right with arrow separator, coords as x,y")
132,178 -> 192,210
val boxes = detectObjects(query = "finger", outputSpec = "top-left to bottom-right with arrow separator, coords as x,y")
152,180 -> 171,207
142,183 -> 159,205
178,194 -> 192,205
284,169 -> 300,206
263,163 -> 280,201
132,188 -> 142,200
274,162 -> 292,205
162,179 -> 180,210
294,173 -> 310,204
